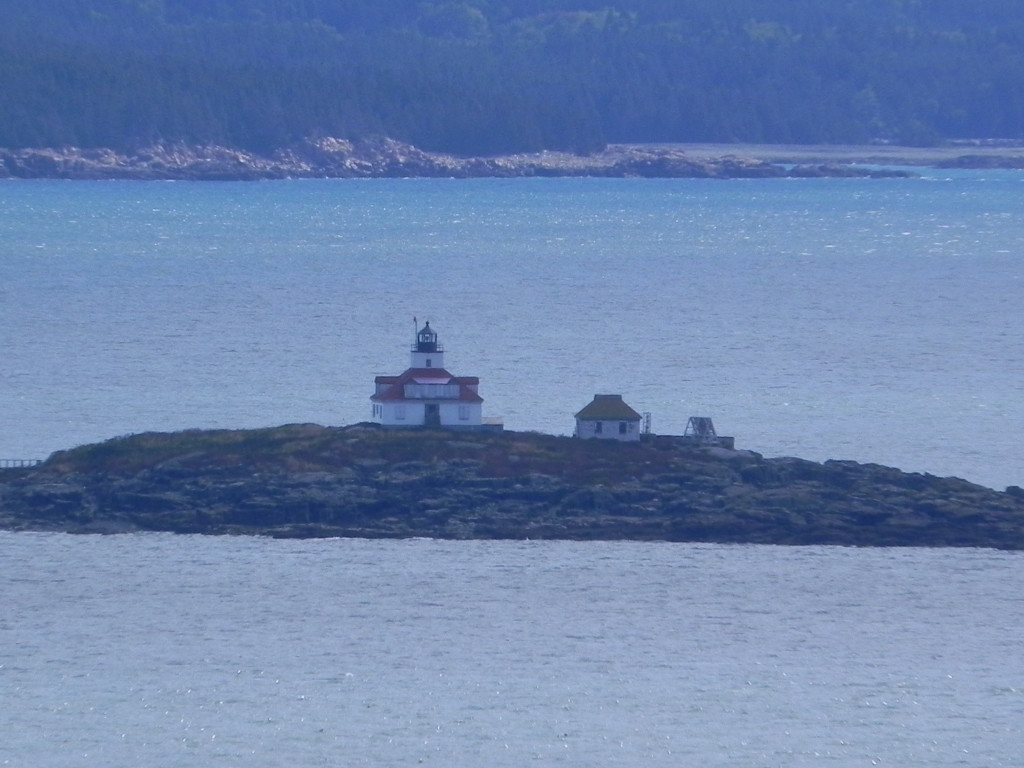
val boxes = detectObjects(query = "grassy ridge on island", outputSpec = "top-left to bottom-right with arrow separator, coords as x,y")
3,424 -> 1023,549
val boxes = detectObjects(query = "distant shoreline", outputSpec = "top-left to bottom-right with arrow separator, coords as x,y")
9,138 -> 1013,181
3,139 -> 1021,181
662,141 -> 1024,167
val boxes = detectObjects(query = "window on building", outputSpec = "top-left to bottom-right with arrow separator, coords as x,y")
426,358 -> 432,368
619,422 -> 627,434
395,404 -> 406,420
459,405 -> 470,420
595,421 -> 603,434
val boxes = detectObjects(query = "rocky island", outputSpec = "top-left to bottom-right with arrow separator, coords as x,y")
3,424 -> 1023,549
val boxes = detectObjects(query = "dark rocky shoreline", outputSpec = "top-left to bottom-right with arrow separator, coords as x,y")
3,424 -> 1022,548
0,137 -> 917,181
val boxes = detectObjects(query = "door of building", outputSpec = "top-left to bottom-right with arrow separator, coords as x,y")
425,403 -> 441,427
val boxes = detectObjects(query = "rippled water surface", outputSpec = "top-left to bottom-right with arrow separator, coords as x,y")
3,172 -> 1024,766
3,534 -> 1023,767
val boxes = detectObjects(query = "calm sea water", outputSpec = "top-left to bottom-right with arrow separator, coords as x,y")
3,533 -> 1022,767
1,171 -> 1022,489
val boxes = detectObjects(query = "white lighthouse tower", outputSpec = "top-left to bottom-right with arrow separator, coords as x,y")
410,321 -> 444,369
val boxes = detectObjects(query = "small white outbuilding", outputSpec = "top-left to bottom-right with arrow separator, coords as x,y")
574,394 -> 642,441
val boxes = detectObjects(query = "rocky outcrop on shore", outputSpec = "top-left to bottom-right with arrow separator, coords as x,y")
2,424 -> 1022,548
0,138 -> 914,181
936,154 -> 1024,169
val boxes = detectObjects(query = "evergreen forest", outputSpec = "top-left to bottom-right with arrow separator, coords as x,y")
2,0 -> 1022,155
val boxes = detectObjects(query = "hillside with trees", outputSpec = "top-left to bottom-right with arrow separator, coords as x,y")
2,0 -> 1022,155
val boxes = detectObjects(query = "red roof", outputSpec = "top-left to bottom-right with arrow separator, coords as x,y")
372,367 -> 483,403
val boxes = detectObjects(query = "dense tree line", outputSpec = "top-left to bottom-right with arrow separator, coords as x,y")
2,0 -> 1022,154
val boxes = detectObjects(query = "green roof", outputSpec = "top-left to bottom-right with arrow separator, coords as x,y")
575,394 -> 642,421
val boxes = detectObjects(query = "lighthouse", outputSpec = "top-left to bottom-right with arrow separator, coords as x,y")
370,321 -> 499,430
410,321 -> 444,369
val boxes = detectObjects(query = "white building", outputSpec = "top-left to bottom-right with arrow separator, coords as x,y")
574,394 -> 643,441
371,321 -> 496,430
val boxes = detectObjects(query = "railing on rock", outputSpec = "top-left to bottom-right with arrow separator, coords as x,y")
0,459 -> 43,469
